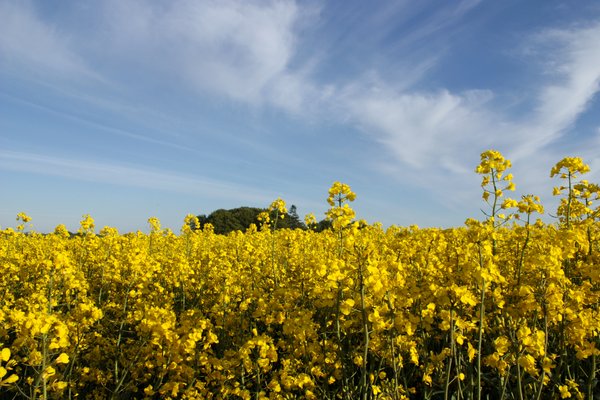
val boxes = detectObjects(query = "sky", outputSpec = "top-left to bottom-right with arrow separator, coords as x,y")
2,0 -> 600,233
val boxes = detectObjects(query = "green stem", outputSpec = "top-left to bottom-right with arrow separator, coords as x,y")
335,286 -> 348,400
588,340 -> 597,400
516,349 -> 523,400
386,293 -> 400,400
535,311 -> 549,400
477,277 -> 485,400
359,257 -> 369,400
445,307 -> 455,400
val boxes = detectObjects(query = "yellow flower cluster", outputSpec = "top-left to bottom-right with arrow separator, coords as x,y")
258,198 -> 288,231
0,348 -> 19,387
1,151 -> 599,399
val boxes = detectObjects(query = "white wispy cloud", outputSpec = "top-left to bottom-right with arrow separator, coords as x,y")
0,0 -> 315,112
514,22 -> 600,159
98,0 -> 309,110
484,22 -> 600,201
343,21 -> 600,175
0,0 -> 98,80
384,0 -> 482,55
342,86 -> 495,168
0,150 -> 276,204
0,92 -> 206,154
166,1 -> 298,104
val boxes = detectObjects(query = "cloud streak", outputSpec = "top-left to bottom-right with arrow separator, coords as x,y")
97,0 -> 311,110
0,150 -> 276,204
0,1 -> 98,81
343,86 -> 494,169
341,21 -> 600,179
518,23 -> 600,157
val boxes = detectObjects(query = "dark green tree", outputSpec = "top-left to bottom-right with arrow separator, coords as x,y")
315,218 -> 333,232
194,207 -> 262,234
287,205 -> 304,229
194,205 -> 307,234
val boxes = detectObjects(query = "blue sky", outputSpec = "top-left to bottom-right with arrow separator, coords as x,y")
2,0 -> 600,233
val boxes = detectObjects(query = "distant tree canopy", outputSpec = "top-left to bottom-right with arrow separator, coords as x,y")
197,207 -> 262,235
194,205 -> 330,235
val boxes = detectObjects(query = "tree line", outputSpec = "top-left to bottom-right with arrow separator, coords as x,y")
194,205 -> 332,234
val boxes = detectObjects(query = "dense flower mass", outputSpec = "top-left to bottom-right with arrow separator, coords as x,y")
1,152 -> 599,399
